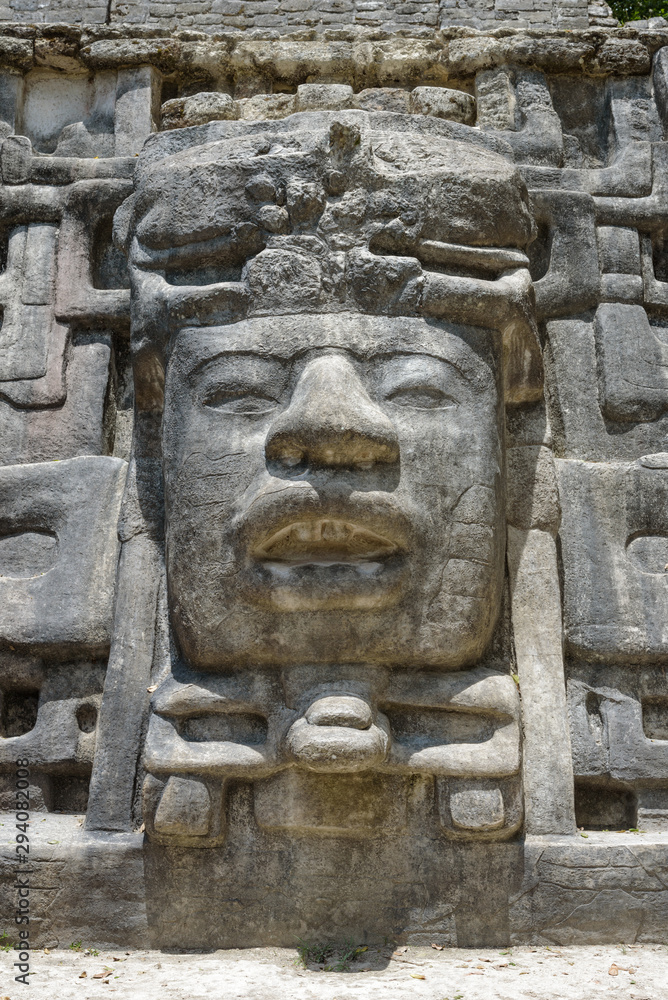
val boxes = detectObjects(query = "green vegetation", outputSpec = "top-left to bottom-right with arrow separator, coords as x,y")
295,937 -> 369,972
0,931 -> 13,952
609,0 -> 668,23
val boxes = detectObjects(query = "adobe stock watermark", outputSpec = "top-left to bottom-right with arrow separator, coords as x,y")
13,757 -> 31,985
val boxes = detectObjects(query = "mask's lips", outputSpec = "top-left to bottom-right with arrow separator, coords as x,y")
254,518 -> 399,565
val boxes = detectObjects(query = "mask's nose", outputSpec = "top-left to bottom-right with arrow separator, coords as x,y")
264,355 -> 399,470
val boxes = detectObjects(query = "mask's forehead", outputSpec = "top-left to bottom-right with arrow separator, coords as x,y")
168,314 -> 500,395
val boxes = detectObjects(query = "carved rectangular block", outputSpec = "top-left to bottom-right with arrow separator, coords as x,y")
558,457 -> 668,658
595,303 -> 668,422
0,457 -> 126,651
254,771 -> 409,834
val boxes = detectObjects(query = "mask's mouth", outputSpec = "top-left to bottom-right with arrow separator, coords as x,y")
253,518 -> 400,566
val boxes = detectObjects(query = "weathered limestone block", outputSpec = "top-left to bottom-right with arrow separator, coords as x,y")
0,336 -> 113,467
353,86 -> 410,112
558,457 -> 668,659
546,317 -> 668,461
0,223 -> 65,399
569,672 -> 668,783
0,457 -> 126,651
114,66 -> 161,156
510,836 -> 668,945
296,82 -> 354,110
0,659 -> 106,812
595,304 -> 668,422
508,527 -> 575,836
530,191 -> 599,319
567,661 -> 668,830
161,91 -> 238,128
409,85 -> 475,123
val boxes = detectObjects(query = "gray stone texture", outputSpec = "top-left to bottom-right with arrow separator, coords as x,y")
0,0 -> 597,31
1,15 -> 668,950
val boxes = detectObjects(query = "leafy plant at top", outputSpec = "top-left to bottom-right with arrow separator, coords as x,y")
609,0 -> 668,22
0,931 -> 12,952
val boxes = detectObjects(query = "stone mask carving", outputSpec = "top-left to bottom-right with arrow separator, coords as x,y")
113,111 -> 540,843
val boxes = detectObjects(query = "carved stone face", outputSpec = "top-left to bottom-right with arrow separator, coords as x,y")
163,312 -> 505,669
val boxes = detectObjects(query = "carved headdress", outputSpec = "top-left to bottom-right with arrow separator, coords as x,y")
114,110 -> 542,410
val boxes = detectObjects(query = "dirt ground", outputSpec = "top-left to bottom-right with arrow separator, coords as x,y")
1,942 -> 667,1000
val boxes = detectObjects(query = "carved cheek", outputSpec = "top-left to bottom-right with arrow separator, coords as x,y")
164,395 -> 268,521
393,399 -> 500,526
171,449 -> 259,518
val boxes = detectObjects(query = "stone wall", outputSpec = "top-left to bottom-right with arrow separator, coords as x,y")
0,0 -> 592,31
1,19 -> 668,949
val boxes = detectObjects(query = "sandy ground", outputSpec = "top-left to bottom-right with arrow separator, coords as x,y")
1,942 -> 667,1000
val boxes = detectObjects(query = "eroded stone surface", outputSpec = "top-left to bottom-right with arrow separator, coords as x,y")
0,11 -> 667,950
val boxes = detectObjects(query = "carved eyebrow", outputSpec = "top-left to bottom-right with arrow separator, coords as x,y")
370,351 -> 477,385
177,347 -> 487,393
186,351 -> 287,382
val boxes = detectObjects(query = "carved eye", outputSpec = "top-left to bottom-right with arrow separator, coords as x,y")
203,389 -> 279,414
385,386 -> 456,410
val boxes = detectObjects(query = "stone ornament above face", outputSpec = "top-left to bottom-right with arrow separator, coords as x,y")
115,110 -> 542,408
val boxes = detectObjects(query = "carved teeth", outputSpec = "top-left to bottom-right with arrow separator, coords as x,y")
279,450 -> 303,467
255,519 -> 398,563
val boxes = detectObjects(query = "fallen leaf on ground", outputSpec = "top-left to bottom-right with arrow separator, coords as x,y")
410,973 -> 426,979
431,943 -> 444,950
79,972 -> 87,978
609,965 -> 619,976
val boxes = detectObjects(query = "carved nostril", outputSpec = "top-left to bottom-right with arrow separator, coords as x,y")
265,355 -> 399,470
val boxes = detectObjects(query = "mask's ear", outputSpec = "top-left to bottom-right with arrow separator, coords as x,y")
113,192 -> 138,256
132,346 -> 165,414
421,265 -> 543,405
502,274 -> 543,406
